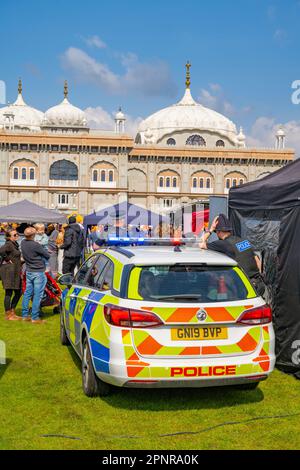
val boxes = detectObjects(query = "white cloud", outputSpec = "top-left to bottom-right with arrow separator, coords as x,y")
84,35 -> 106,49
274,28 -> 287,43
209,83 -> 222,92
247,116 -> 300,156
62,47 -> 121,93
61,47 -> 177,98
242,106 -> 253,114
84,106 -> 143,137
198,84 -> 236,117
84,106 -> 114,130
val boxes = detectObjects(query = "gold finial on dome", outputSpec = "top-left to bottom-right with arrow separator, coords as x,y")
185,61 -> 191,89
64,80 -> 68,99
18,78 -> 22,95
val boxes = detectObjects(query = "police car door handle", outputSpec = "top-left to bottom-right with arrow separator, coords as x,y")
69,294 -> 77,299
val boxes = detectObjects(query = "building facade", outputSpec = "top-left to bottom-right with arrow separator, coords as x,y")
0,73 -> 294,216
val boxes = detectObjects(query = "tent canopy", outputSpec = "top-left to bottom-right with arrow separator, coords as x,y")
84,201 -> 165,228
229,159 -> 300,210
0,199 -> 67,224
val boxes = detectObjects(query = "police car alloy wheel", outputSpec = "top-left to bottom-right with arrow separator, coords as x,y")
81,337 -> 110,397
60,306 -> 70,346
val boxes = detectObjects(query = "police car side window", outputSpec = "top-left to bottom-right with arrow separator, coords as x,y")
96,259 -> 114,291
87,255 -> 108,289
74,255 -> 98,285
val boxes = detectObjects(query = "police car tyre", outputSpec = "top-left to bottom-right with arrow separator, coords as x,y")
236,381 -> 259,390
60,308 -> 70,346
82,337 -> 111,397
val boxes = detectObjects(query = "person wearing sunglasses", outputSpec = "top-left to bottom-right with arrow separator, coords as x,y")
0,229 -> 22,320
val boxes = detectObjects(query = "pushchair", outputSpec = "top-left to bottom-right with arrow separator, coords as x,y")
21,270 -> 62,314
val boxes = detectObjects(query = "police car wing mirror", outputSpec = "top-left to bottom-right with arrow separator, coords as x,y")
58,273 -> 73,288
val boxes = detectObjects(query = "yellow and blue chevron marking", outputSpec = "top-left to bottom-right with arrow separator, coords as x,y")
64,287 -> 112,374
90,338 -> 110,373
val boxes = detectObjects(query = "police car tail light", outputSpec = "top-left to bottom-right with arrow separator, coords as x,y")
104,305 -> 131,327
130,309 -> 163,328
237,305 -> 272,325
104,305 -> 163,328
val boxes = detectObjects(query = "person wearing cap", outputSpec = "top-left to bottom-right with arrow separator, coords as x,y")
200,214 -> 265,296
60,216 -> 85,275
95,210 -> 129,246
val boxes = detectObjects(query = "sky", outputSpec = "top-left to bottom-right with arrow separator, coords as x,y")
1,0 -> 300,153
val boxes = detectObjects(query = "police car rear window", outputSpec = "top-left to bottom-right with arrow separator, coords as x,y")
129,265 -> 251,303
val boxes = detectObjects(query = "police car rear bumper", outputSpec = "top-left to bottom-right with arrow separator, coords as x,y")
95,354 -> 275,388
123,375 -> 268,388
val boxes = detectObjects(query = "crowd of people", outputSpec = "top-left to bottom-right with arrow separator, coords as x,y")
0,210 -> 266,324
87,210 -> 184,250
0,215 -> 85,323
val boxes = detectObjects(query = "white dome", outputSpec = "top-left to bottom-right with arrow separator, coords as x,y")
43,97 -> 87,128
115,107 -> 125,120
276,126 -> 285,137
0,92 -> 43,131
137,88 -> 238,145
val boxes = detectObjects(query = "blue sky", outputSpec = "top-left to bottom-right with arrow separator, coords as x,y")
1,0 -> 300,150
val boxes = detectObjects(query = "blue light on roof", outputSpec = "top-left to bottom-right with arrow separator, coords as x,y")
107,237 -> 145,246
105,237 -> 199,248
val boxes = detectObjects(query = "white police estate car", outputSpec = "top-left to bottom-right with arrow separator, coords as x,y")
59,243 -> 275,396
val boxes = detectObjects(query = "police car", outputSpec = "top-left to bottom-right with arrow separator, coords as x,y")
59,240 -> 275,396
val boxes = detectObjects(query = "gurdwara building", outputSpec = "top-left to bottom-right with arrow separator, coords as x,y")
0,66 -> 294,215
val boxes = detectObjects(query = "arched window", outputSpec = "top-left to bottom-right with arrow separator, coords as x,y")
101,170 -> 106,182
216,140 -> 225,147
226,178 -> 231,189
173,177 -> 177,188
49,160 -> 78,180
135,133 -> 142,144
232,179 -> 237,187
159,177 -> 164,187
186,135 -> 206,146
29,168 -> 35,180
239,179 -> 244,186
93,170 -> 98,182
206,178 -> 211,189
166,177 -> 171,188
13,168 -> 19,180
21,168 -> 27,180
167,138 -> 176,146
200,178 -> 204,189
109,170 -> 114,182
61,195 -> 66,204
193,178 -> 197,188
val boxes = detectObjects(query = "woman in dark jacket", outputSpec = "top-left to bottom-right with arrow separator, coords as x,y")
0,229 -> 22,320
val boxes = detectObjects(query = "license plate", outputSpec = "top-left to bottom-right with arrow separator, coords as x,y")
171,327 -> 228,341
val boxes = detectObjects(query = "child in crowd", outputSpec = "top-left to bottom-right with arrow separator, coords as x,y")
56,224 -> 67,274
34,223 -> 49,272
34,224 -> 49,249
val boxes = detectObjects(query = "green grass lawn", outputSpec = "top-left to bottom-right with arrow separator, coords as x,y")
0,289 -> 300,450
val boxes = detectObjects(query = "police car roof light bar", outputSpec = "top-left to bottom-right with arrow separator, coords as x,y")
106,237 -> 200,247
